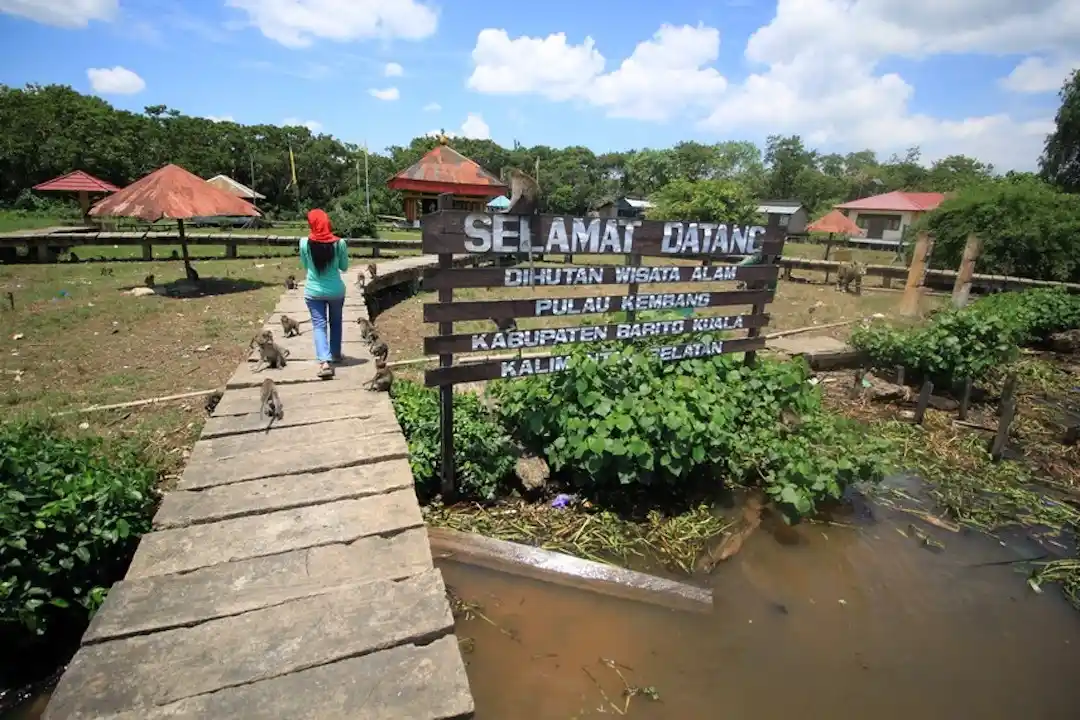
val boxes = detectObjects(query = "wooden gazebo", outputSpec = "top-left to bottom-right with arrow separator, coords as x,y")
33,170 -> 121,216
387,136 -> 507,224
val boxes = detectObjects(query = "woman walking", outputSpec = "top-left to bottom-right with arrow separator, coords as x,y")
300,208 -> 349,379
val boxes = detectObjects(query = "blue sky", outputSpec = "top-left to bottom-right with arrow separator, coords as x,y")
0,0 -> 1076,169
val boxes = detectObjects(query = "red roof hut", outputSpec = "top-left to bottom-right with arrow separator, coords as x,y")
387,136 -> 507,223
807,209 -> 866,237
34,170 -> 121,216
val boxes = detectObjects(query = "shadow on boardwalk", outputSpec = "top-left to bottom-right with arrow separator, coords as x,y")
43,258 -> 475,720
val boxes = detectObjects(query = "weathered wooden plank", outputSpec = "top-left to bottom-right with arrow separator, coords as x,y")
84,527 -> 434,643
211,383 -> 382,417
425,335 -> 765,386
155,460 -> 415,528
421,210 -> 784,257
424,312 -> 770,355
201,402 -> 395,438
178,432 -> 408,489
43,571 -> 453,719
424,288 -> 771,323
127,489 -> 423,578
186,416 -> 396,462
92,636 -> 474,720
226,356 -> 375,388
423,262 -> 778,290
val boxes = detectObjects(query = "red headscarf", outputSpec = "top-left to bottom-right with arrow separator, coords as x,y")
307,208 -> 338,243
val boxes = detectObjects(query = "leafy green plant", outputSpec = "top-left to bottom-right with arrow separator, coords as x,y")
492,347 -> 888,518
390,381 -> 516,501
0,422 -> 159,644
852,287 -> 1080,384
329,193 -> 379,239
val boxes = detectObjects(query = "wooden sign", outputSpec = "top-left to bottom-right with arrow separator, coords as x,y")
421,208 -> 785,389
422,211 -> 785,258
422,198 -> 786,498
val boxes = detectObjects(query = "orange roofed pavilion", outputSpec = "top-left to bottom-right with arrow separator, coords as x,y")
387,136 -> 507,223
34,170 -> 122,215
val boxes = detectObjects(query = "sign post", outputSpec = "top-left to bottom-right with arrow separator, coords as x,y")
420,210 -> 787,488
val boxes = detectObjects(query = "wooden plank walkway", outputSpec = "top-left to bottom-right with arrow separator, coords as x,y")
44,257 -> 475,720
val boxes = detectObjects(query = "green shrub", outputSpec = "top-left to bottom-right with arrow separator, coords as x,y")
967,287 -> 1080,343
390,381 -> 516,501
492,346 -> 889,519
329,193 -> 379,239
852,309 -> 1017,384
851,288 -> 1080,384
0,423 -> 159,643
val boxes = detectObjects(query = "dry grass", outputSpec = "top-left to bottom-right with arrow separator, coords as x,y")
0,256 -> 391,473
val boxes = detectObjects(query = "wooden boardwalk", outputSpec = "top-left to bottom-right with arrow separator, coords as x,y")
44,258 -> 475,720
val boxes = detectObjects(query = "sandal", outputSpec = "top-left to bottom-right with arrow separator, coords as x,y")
317,362 -> 335,379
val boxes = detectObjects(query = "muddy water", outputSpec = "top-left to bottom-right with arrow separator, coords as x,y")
440,504 -> 1080,719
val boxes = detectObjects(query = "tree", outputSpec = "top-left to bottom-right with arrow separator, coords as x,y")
922,175 -> 1080,282
926,155 -> 994,192
764,135 -> 816,200
647,178 -> 757,223
1040,69 -> 1080,193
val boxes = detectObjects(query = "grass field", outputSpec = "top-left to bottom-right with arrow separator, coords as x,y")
0,255 -> 396,474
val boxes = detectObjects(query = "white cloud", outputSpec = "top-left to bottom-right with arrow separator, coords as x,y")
469,28 -> 605,101
700,0 -> 1079,170
468,24 -> 727,122
283,118 -> 322,133
427,113 -> 492,141
0,0 -> 116,28
86,66 -> 145,95
369,87 -> 400,101
1002,56 -> 1079,94
226,0 -> 437,49
205,115 -> 235,123
384,62 -> 404,77
460,113 -> 491,140
423,102 -> 441,112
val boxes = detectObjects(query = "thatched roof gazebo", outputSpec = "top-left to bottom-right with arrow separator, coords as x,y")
89,164 -> 260,281
206,174 -> 265,202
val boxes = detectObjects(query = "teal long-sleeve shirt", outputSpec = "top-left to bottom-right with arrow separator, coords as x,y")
299,238 -> 349,298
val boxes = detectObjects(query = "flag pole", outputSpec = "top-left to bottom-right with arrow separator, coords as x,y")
364,142 -> 371,215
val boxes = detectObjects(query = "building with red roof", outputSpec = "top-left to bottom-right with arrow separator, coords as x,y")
834,191 -> 946,242
387,135 -> 508,223
33,170 -> 122,215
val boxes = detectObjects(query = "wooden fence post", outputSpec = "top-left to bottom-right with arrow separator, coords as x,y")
744,215 -> 784,366
436,193 -> 456,499
899,231 -> 932,316
914,380 -> 934,424
951,234 -> 982,309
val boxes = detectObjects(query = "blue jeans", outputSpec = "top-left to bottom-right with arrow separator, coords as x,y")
304,295 -> 344,362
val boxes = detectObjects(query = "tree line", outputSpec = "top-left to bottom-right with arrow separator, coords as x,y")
0,83 -> 1020,221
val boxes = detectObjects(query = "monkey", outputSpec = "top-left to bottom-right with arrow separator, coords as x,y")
100,267 -> 113,276
365,358 -> 394,392
505,168 -> 541,216
367,263 -> 378,280
254,333 -> 289,371
355,317 -> 374,340
280,315 -> 301,337
5,292 -> 13,311
204,388 -> 223,414
170,250 -> 180,260
250,329 -> 273,350
285,275 -> 297,290
494,317 -> 517,333
370,339 -> 389,363
835,260 -> 866,295
144,274 -> 155,288
366,328 -> 380,347
356,271 -> 367,289
69,252 -> 80,263
259,378 -> 284,432
185,263 -> 200,283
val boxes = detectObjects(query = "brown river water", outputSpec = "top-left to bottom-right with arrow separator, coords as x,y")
7,492 -> 1080,719
441,498 -> 1080,720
